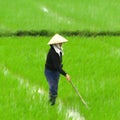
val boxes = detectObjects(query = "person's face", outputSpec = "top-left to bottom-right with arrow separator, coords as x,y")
59,43 -> 62,47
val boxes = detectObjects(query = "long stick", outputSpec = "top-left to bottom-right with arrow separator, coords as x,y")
69,80 -> 89,109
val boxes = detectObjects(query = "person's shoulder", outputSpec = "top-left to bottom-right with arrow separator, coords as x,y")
50,46 -> 59,56
49,46 -> 55,54
49,46 -> 54,52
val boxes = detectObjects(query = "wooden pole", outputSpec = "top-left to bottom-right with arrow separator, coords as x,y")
69,80 -> 89,109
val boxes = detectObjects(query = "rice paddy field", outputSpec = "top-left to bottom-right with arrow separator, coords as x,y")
0,0 -> 120,32
0,0 -> 120,120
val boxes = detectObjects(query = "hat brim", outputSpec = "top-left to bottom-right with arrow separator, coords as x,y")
48,34 -> 68,45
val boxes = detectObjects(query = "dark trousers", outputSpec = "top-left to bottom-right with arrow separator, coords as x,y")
45,68 -> 60,97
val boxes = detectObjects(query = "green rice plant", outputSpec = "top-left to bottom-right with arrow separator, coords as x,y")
0,65 -> 68,120
0,36 -> 120,120
0,0 -> 120,32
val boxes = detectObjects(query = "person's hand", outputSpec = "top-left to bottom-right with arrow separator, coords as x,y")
66,74 -> 71,82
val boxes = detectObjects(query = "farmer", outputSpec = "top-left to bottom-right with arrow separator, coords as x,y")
44,34 -> 71,105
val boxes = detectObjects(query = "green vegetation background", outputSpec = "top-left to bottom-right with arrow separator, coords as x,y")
0,0 -> 120,120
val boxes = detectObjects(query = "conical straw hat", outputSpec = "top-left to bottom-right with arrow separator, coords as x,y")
48,34 -> 68,45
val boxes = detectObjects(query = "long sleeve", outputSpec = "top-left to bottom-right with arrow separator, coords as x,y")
52,51 -> 66,76
45,47 -> 67,76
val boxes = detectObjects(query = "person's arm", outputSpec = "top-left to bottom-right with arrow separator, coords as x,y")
52,52 -> 71,81
52,52 -> 66,75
